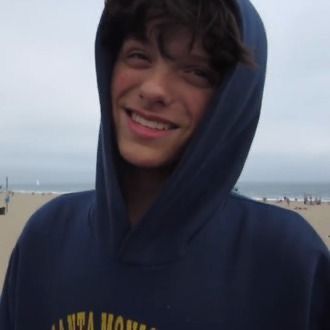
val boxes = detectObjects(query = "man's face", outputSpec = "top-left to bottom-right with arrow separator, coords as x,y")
111,23 -> 216,169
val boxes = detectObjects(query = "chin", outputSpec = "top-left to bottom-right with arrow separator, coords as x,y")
119,146 -> 177,170
122,154 -> 168,169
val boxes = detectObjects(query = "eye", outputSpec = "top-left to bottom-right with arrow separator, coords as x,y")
183,66 -> 216,87
119,38 -> 151,67
127,51 -> 149,61
191,68 -> 211,79
120,48 -> 151,69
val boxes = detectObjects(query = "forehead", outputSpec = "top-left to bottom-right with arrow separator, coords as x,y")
126,19 -> 209,61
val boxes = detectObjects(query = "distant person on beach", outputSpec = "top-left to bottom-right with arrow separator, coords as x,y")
284,196 -> 290,207
4,194 -> 10,213
1,0 -> 330,329
304,193 -> 308,205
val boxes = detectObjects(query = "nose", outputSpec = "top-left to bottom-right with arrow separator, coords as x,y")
138,68 -> 173,109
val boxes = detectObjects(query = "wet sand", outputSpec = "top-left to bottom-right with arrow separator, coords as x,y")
0,192 -> 329,291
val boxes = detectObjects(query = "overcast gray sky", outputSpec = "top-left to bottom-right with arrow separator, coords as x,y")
0,0 -> 329,185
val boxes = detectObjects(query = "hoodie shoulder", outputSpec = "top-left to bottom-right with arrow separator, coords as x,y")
226,193 -> 329,257
19,190 -> 96,245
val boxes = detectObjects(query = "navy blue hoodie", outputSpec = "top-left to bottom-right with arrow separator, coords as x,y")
1,0 -> 330,329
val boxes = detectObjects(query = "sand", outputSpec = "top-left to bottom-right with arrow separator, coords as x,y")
0,192 -> 329,291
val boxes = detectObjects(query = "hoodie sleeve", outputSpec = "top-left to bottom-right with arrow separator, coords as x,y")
0,245 -> 19,329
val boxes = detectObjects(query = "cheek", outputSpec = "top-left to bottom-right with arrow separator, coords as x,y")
187,91 -> 214,127
111,67 -> 133,98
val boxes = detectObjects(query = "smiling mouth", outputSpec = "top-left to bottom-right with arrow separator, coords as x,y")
126,109 -> 177,131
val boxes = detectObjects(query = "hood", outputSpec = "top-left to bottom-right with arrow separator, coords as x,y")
93,0 -> 267,265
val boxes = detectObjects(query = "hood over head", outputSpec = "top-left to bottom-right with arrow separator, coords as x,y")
94,0 -> 267,265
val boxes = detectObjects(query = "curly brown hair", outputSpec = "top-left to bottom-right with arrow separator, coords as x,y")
105,0 -> 255,81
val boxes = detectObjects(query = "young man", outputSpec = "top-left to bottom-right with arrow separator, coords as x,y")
1,0 -> 329,329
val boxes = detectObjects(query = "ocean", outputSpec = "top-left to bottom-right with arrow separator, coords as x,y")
2,181 -> 330,202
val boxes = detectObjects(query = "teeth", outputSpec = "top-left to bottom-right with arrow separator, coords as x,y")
131,112 -> 171,130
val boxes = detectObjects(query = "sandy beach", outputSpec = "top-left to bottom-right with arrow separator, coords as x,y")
0,192 -> 56,292
0,192 -> 329,291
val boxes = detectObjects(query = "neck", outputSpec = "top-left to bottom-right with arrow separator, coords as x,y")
120,161 -> 174,225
